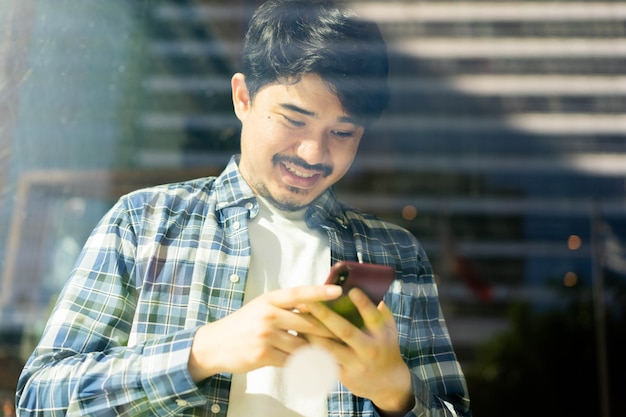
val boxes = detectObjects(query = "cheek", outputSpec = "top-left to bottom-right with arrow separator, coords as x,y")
243,121 -> 274,151
331,144 -> 359,177
337,138 -> 361,161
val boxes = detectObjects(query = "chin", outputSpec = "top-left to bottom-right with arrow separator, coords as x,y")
267,197 -> 307,212
267,188 -> 317,212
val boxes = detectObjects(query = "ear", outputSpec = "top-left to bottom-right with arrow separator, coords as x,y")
231,73 -> 251,121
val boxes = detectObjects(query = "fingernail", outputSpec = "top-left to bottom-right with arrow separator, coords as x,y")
326,285 -> 342,297
348,287 -> 364,301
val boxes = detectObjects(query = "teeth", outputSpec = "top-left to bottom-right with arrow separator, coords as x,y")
285,163 -> 316,178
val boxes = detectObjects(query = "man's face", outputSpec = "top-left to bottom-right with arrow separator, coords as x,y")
232,73 -> 365,211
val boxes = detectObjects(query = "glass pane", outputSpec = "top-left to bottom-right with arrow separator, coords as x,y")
2,1 -> 625,416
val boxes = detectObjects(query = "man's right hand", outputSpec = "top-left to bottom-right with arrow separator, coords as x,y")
187,285 -> 342,383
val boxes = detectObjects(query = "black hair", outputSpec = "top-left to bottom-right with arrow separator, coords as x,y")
241,0 -> 390,123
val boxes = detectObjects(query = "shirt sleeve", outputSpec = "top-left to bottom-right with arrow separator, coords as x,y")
15,198 -> 209,416
386,239 -> 472,417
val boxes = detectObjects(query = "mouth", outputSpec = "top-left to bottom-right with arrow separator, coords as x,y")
283,161 -> 319,179
274,156 -> 332,189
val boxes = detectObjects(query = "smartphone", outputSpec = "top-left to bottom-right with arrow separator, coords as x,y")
323,260 -> 395,328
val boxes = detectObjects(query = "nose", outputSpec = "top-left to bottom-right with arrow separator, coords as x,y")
296,132 -> 328,165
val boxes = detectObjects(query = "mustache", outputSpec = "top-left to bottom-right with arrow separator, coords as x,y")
273,155 -> 333,177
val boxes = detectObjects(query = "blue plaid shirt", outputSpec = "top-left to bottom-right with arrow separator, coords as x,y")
17,156 -> 471,417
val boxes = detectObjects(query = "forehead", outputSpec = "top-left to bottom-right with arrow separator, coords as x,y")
257,74 -> 355,120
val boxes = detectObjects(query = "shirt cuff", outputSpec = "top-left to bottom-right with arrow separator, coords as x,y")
141,327 -> 208,413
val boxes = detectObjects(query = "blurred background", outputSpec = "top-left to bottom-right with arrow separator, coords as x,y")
1,1 -> 625,416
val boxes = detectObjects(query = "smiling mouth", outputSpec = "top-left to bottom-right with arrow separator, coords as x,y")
283,161 -> 319,178
274,155 -> 332,179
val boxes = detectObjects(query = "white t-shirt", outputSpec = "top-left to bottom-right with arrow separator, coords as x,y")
226,197 -> 331,417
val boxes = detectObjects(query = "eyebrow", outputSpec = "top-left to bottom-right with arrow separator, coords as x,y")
279,103 -> 362,125
279,103 -> 316,117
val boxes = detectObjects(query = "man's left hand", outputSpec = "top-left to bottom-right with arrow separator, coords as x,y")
304,288 -> 415,416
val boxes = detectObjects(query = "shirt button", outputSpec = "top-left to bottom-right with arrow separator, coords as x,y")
229,274 -> 240,283
245,202 -> 254,210
210,403 -> 221,414
232,221 -> 240,230
176,399 -> 190,407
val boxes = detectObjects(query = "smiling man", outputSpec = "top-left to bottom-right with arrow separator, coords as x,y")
17,1 -> 471,416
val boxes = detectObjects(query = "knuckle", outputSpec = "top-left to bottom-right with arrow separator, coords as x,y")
337,326 -> 357,340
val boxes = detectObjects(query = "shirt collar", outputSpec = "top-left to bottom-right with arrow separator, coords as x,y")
214,155 -> 257,211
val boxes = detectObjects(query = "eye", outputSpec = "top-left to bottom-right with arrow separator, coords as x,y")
283,115 -> 305,127
331,129 -> 356,139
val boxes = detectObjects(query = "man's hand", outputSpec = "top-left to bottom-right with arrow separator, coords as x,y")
305,288 -> 415,416
187,285 -> 342,383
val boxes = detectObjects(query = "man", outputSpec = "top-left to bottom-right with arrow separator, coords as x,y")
17,0 -> 471,416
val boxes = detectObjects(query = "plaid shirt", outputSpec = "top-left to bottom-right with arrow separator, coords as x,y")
17,156 -> 471,417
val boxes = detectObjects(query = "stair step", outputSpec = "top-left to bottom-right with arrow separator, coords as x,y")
394,57 -> 626,76
392,38 -> 626,58
152,2 -> 626,23
147,38 -> 626,60
143,75 -> 626,96
138,111 -> 625,136
383,21 -> 625,39
377,113 -> 626,135
352,2 -> 626,22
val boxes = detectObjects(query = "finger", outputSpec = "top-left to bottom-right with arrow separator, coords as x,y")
265,285 -> 342,309
271,329 -> 310,356
307,300 -> 363,343
255,336 -> 307,369
377,301 -> 398,330
305,334 -> 351,366
278,310 -> 336,339
347,288 -> 386,332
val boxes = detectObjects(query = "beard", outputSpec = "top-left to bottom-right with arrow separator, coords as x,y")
253,181 -> 311,212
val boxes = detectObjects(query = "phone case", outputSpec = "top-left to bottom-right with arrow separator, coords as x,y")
323,261 -> 395,328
